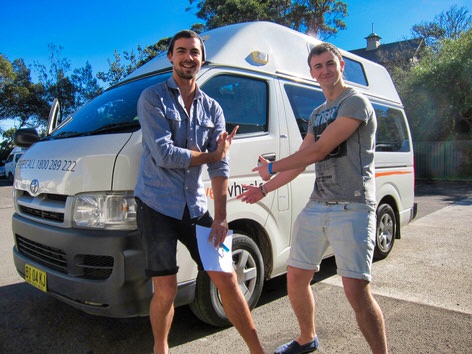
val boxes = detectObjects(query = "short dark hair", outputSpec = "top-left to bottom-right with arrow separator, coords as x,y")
168,30 -> 206,61
307,42 -> 342,67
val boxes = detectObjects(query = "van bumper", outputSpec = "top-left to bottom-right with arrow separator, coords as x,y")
12,213 -> 195,317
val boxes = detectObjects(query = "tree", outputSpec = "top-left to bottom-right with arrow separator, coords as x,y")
188,0 -> 347,40
0,130 -> 15,163
285,0 -> 348,40
189,0 -> 273,29
71,62 -> 102,108
1,45 -> 103,143
397,28 -> 472,141
34,44 -> 76,118
34,44 -> 102,119
412,5 -> 471,48
97,38 -> 171,86
0,55 -> 49,130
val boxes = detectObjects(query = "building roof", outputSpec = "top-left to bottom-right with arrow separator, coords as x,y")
350,38 -> 424,65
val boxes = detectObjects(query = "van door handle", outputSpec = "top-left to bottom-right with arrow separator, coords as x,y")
260,153 -> 276,162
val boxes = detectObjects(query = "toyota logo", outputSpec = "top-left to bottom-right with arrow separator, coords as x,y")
30,179 -> 40,195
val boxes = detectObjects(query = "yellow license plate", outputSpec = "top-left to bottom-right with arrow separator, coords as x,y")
25,264 -> 47,292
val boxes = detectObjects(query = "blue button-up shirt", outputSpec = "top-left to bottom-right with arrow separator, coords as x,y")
135,76 -> 229,220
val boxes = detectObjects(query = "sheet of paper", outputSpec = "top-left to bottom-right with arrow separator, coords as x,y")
196,225 -> 233,273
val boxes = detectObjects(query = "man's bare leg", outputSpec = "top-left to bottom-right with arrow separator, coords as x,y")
342,277 -> 388,354
208,271 -> 266,354
150,275 -> 178,354
286,266 -> 317,345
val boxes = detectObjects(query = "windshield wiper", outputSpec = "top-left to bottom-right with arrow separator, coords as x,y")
87,121 -> 140,135
45,131 -> 83,140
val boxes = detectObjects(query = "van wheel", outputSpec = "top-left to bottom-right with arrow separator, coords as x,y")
189,233 -> 264,327
8,172 -> 14,184
374,204 -> 397,260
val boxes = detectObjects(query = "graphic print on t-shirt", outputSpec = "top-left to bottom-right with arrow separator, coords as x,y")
312,104 -> 347,160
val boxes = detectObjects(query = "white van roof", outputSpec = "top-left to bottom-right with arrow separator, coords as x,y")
126,21 -> 401,103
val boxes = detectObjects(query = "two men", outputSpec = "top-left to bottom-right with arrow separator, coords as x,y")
136,28 -> 388,354
135,30 -> 265,354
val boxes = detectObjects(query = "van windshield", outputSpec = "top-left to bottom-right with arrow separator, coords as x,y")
48,72 -> 171,139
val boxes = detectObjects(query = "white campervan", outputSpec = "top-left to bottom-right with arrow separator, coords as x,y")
12,22 -> 416,326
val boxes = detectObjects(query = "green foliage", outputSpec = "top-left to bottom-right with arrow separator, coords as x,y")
188,0 -> 347,40
397,28 -> 472,141
97,38 -> 171,86
0,44 -> 102,143
71,62 -> 102,108
34,44 -> 78,118
0,55 -> 50,130
412,5 -> 471,48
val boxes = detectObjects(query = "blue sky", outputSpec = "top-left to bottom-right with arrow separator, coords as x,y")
3,0 -> 469,133
2,0 -> 470,79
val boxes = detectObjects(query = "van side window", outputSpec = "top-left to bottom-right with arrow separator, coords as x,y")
343,57 -> 368,86
374,105 -> 411,152
284,84 -> 325,138
201,75 -> 268,134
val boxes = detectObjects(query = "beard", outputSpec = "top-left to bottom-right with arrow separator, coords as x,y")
174,63 -> 198,80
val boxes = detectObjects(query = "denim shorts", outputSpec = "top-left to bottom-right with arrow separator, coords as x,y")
136,198 -> 213,277
288,200 -> 376,281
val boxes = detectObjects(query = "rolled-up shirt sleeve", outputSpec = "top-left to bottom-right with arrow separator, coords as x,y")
203,99 -> 230,180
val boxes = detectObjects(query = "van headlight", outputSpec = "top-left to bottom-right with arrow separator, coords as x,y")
72,192 -> 136,230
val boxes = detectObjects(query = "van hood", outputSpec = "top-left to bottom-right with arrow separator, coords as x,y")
15,134 -> 134,196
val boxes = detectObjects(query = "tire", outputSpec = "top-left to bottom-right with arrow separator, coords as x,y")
374,203 -> 397,260
189,233 -> 264,327
8,172 -> 14,184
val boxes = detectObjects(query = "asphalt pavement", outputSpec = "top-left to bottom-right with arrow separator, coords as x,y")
0,179 -> 471,353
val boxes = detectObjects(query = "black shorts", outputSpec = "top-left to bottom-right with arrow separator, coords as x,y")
136,198 -> 213,277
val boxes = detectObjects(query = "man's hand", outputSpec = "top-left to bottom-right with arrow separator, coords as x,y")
211,125 -> 239,162
237,184 -> 265,204
252,155 -> 272,181
209,218 -> 229,247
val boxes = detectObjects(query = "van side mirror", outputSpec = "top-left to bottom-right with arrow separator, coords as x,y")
14,128 -> 40,148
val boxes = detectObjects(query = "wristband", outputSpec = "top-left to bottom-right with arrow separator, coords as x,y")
259,184 -> 267,197
268,162 -> 275,175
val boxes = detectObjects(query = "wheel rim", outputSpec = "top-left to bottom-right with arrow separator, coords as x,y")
378,212 -> 394,252
212,247 -> 258,310
232,248 -> 258,301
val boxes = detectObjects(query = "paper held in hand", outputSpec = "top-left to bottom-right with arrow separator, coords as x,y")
196,225 -> 233,273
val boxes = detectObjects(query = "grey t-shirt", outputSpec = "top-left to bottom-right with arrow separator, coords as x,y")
308,87 -> 377,204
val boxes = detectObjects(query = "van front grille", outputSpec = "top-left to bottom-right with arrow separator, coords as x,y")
19,205 -> 64,222
16,235 -> 114,279
16,235 -> 67,273
78,255 -> 114,279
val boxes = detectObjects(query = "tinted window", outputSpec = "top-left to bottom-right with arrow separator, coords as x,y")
284,84 -> 325,138
374,105 -> 410,152
202,75 -> 268,134
343,57 -> 368,86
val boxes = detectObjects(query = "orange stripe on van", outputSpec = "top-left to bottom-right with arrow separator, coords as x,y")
375,170 -> 412,178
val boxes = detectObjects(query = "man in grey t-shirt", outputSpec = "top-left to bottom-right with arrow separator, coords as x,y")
239,43 -> 388,354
